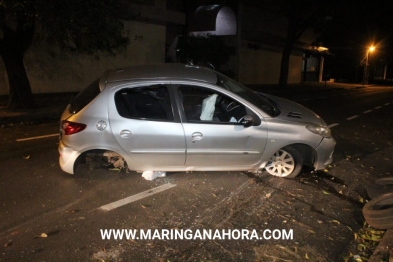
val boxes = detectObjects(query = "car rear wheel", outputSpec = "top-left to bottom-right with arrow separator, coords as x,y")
264,146 -> 303,178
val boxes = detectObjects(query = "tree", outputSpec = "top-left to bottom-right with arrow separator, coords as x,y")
0,0 -> 129,109
274,0 -> 334,88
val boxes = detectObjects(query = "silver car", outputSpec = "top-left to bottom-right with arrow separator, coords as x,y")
59,64 -> 335,178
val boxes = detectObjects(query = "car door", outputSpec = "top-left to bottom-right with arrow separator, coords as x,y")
108,83 -> 186,170
177,84 -> 268,169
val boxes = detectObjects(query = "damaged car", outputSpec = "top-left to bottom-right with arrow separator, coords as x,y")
59,63 -> 335,178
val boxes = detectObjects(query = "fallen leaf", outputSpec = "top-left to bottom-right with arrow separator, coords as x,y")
4,242 -> 13,248
305,252 -> 309,260
141,204 -> 147,209
357,243 -> 366,251
34,233 -> 48,239
265,193 -> 271,198
322,191 -> 330,195
23,155 -> 30,160
308,229 -> 315,234
359,197 -> 364,203
371,234 -> 382,241
331,220 -> 341,225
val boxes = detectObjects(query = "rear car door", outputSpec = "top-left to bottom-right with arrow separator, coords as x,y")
108,83 -> 186,170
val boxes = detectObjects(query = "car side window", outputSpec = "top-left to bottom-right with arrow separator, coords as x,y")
179,85 -> 254,124
114,85 -> 174,121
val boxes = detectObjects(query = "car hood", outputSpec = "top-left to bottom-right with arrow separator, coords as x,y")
262,94 -> 325,126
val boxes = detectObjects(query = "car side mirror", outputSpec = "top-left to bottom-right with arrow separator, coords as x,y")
242,115 -> 254,127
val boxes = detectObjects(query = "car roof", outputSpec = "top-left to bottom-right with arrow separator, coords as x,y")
104,64 -> 218,84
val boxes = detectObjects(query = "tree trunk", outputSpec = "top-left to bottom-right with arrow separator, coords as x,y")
2,52 -> 36,109
278,44 -> 292,89
278,34 -> 298,89
0,5 -> 36,109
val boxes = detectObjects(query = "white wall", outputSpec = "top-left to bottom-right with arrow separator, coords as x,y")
0,20 -> 166,95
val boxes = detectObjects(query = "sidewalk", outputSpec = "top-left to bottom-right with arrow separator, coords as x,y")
0,92 -> 76,126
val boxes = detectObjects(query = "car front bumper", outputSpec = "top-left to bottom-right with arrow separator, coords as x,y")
314,137 -> 336,170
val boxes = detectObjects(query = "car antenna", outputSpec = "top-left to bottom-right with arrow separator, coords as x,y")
208,62 -> 215,70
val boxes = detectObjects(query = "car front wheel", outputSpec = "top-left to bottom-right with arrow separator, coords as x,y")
264,146 -> 303,178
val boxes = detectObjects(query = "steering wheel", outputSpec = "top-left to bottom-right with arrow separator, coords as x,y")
225,101 -> 240,112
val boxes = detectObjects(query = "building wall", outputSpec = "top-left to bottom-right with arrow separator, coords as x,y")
238,48 -> 281,84
0,20 -> 166,95
236,3 -> 315,85
237,42 -> 303,85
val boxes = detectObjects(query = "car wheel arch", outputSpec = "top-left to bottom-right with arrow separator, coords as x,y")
73,149 -> 129,174
285,143 -> 316,168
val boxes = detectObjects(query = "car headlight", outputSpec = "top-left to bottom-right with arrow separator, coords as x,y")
306,125 -> 332,138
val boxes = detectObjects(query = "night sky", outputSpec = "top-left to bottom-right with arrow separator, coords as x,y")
319,0 -> 393,81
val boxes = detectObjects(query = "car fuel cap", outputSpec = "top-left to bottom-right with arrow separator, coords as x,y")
96,120 -> 107,131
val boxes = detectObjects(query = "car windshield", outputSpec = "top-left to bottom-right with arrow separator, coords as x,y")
69,79 -> 101,114
215,73 -> 279,117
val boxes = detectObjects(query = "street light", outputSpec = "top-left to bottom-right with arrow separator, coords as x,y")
363,46 -> 375,85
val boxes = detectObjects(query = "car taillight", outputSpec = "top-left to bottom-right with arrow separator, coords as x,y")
62,121 -> 86,135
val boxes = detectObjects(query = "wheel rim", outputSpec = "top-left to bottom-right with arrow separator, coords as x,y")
265,149 -> 295,177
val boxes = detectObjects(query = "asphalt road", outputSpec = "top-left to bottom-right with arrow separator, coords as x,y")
0,86 -> 392,261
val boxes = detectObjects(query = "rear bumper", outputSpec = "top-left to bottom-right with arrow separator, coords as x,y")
314,137 -> 336,170
58,140 -> 80,174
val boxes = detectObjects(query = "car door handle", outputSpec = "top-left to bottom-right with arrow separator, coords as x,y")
191,132 -> 203,142
120,130 -> 132,138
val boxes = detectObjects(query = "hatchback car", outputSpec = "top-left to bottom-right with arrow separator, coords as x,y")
59,64 -> 335,178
